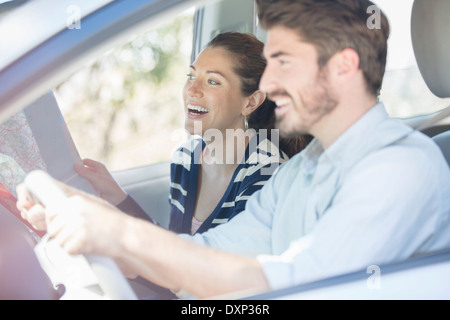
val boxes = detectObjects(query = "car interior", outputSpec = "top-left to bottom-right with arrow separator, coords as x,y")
411,0 -> 450,165
115,0 -> 450,230
0,0 -> 449,300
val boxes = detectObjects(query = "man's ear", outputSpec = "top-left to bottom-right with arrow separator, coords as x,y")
329,48 -> 360,80
243,90 -> 266,116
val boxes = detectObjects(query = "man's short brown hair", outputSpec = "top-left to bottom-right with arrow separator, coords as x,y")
256,0 -> 390,96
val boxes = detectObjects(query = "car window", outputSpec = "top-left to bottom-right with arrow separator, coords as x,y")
375,0 -> 450,118
54,8 -> 194,172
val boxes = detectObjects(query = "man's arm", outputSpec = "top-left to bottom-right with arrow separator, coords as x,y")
117,216 -> 270,298
17,181 -> 270,298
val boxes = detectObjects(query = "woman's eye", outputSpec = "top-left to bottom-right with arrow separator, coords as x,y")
208,79 -> 219,85
186,73 -> 195,80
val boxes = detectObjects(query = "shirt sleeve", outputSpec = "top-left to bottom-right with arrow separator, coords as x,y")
257,144 -> 449,290
180,163 -> 284,258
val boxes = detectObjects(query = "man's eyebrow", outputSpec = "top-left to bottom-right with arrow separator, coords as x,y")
269,51 -> 290,59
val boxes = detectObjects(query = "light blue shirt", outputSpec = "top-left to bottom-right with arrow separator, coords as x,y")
184,103 -> 450,290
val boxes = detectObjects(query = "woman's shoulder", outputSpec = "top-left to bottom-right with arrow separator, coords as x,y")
245,133 -> 289,165
176,136 -> 204,154
171,136 -> 204,164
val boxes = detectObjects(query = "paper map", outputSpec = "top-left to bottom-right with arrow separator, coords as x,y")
0,91 -> 95,236
0,111 -> 47,197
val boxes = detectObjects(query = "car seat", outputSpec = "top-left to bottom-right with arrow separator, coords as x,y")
411,0 -> 450,166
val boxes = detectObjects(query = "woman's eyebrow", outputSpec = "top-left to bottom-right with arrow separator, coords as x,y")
206,70 -> 226,78
189,65 -> 227,78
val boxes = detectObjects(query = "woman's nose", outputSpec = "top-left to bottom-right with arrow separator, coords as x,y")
186,79 -> 203,98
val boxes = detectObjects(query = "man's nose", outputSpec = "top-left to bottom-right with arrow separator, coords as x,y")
259,65 -> 278,96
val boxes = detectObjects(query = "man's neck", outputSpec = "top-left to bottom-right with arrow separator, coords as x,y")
313,95 -> 378,150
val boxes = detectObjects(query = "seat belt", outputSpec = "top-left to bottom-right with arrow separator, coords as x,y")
415,105 -> 450,131
0,181 -> 45,238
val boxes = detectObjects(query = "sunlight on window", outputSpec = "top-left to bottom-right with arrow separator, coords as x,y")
55,9 -> 194,172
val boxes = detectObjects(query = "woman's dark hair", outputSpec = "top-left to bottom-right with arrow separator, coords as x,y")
206,32 -> 311,157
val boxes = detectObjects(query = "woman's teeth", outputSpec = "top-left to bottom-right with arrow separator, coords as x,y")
188,104 -> 209,114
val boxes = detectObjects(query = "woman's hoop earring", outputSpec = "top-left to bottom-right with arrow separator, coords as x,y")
244,116 -> 249,131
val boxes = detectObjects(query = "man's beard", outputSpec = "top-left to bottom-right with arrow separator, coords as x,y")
275,70 -> 338,139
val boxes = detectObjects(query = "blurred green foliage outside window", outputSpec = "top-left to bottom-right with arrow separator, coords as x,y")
55,9 -> 194,172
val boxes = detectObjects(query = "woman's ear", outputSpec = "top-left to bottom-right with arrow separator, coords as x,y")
243,90 -> 266,116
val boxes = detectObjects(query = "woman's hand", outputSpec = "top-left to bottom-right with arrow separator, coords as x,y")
75,159 -> 128,205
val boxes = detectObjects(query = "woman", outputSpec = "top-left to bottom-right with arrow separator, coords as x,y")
76,32 -> 311,236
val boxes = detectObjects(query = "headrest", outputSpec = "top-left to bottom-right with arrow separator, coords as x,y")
411,0 -> 450,98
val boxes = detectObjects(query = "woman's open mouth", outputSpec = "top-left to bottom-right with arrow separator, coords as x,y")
187,104 -> 210,117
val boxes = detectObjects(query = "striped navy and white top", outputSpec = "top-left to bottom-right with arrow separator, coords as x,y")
168,133 -> 289,235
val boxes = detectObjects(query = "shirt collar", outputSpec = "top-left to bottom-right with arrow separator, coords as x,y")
300,102 -> 398,173
324,102 -> 388,164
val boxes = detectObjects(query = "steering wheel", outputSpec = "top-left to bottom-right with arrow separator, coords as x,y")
24,170 -> 137,300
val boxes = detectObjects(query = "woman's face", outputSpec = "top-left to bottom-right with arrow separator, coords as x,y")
183,47 -> 249,136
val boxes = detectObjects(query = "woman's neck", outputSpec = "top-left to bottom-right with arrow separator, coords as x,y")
201,129 -> 255,170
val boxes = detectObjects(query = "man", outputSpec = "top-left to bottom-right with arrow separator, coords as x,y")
18,0 -> 450,299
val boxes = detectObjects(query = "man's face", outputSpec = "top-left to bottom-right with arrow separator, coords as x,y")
260,26 -> 338,138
